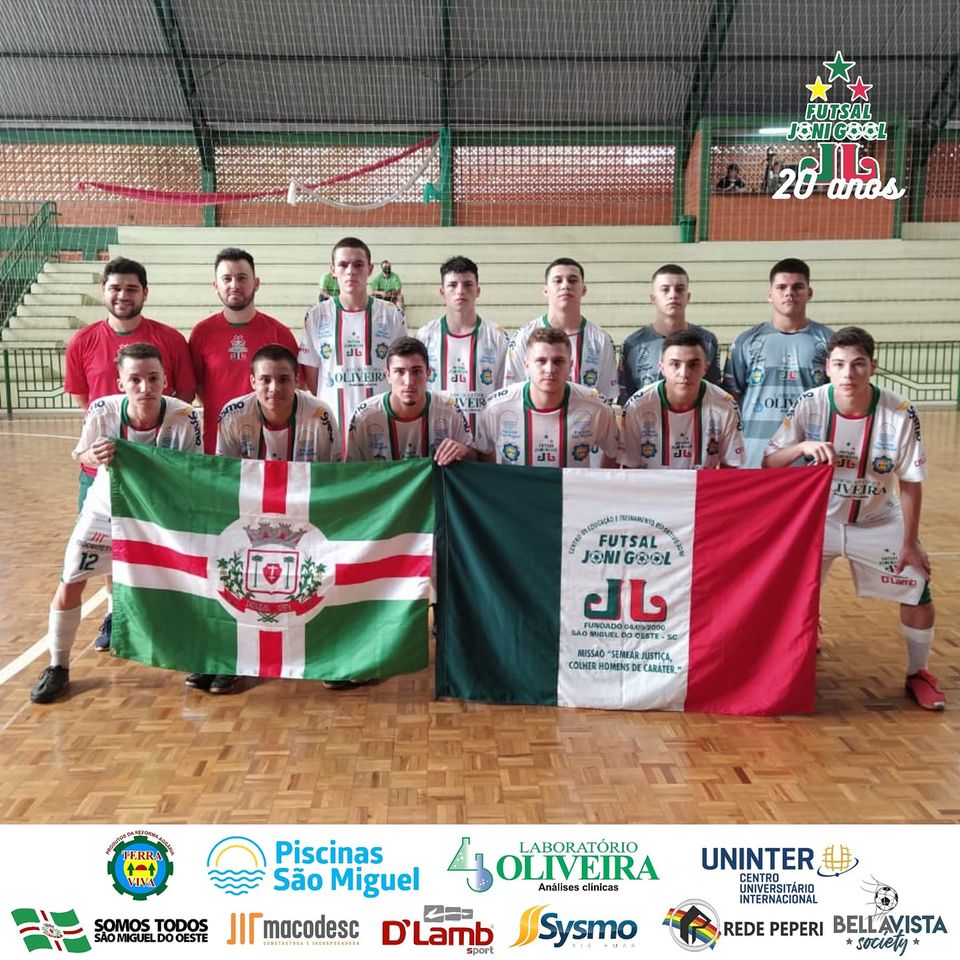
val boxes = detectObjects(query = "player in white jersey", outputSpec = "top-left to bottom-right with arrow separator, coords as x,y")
503,257 -> 618,400
347,337 -> 475,464
30,344 -> 203,704
618,263 -> 721,402
416,255 -> 508,433
620,330 -> 745,469
723,257 -> 833,466
299,236 -> 406,450
217,346 -> 341,464
763,327 -> 943,711
184,345 -> 340,695
477,326 -> 620,468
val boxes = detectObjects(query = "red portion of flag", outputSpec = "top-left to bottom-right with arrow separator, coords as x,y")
259,630 -> 283,677
335,554 -> 433,585
685,466 -> 832,714
113,539 -> 207,578
262,459 -> 288,513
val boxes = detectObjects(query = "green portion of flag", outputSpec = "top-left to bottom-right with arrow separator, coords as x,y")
309,459 -> 435,539
434,462 -> 561,705
112,585 -> 239,673
112,444 -> 242,536
114,587 -> 429,679
111,443 -> 434,540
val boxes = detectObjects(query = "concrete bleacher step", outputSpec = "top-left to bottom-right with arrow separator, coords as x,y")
5,226 -> 959,351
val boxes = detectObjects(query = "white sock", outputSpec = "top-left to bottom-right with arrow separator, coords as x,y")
107,592 -> 113,614
902,624 -> 934,676
49,606 -> 82,668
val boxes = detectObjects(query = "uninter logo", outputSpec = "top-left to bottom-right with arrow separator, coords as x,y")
702,846 -> 819,904
512,905 -> 639,947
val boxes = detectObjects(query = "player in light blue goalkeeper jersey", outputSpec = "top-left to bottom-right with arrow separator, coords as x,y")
722,257 -> 833,467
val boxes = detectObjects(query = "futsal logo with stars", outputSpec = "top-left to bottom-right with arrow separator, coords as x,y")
777,51 -> 904,201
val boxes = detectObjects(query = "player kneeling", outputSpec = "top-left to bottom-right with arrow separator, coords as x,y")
30,343 -> 202,704
763,326 -> 944,710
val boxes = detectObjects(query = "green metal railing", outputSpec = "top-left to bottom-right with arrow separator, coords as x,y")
2,341 -> 958,419
874,341 -> 960,403
1,347 -> 71,416
0,201 -> 60,330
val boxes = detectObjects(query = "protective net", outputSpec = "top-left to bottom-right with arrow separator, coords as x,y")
0,0 -> 956,236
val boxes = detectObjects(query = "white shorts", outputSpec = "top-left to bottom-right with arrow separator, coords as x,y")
61,473 -> 112,584
822,517 -> 927,605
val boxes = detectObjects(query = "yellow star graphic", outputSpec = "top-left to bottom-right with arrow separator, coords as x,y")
805,75 -> 832,101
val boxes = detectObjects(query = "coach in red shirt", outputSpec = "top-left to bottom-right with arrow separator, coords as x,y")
189,247 -> 299,454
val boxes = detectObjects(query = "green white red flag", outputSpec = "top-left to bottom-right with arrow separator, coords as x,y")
435,463 -> 832,715
110,442 -> 432,681
11,908 -> 92,953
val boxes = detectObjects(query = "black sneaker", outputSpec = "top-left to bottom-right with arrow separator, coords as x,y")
184,673 -> 214,690
94,613 -> 112,651
209,675 -> 239,694
31,666 -> 70,704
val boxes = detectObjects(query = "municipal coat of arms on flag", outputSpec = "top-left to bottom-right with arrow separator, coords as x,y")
11,909 -> 91,953
435,462 -> 832,716
109,442 -> 433,682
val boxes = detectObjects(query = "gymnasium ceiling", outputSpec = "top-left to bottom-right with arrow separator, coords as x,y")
0,0 -> 956,131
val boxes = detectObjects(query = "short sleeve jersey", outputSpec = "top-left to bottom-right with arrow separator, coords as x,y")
722,319 -> 833,466
503,317 -> 619,401
620,381 -> 745,469
416,316 -> 508,432
74,394 -> 202,515
346,390 -> 472,461
299,297 -> 407,433
75,394 -> 202,458
618,323 -> 722,401
475,381 -> 621,468
216,390 -> 341,462
188,311 -> 299,453
65,317 -> 196,404
764,384 -> 927,526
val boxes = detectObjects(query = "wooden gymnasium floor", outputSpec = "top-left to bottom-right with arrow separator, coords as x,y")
0,411 -> 957,826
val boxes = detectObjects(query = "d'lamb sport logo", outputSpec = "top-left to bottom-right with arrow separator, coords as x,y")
208,836 -> 268,895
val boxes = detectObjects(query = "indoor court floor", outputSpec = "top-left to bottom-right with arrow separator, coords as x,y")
0,410 -> 957,825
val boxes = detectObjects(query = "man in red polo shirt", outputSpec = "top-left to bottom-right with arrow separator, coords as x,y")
64,256 -> 195,650
189,247 -> 299,454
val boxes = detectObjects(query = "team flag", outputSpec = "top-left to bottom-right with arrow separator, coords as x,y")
109,442 -> 433,681
435,463 -> 832,715
11,909 -> 91,953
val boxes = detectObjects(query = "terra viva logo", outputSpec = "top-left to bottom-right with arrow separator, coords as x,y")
106,830 -> 173,899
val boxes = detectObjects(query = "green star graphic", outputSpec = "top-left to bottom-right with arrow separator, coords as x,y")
823,50 -> 856,82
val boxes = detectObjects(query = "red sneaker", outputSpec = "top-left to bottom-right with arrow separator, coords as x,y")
905,669 -> 946,711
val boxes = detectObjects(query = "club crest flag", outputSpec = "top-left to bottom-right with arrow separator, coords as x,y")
110,442 -> 433,681
435,463 -> 832,716
11,909 -> 92,953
